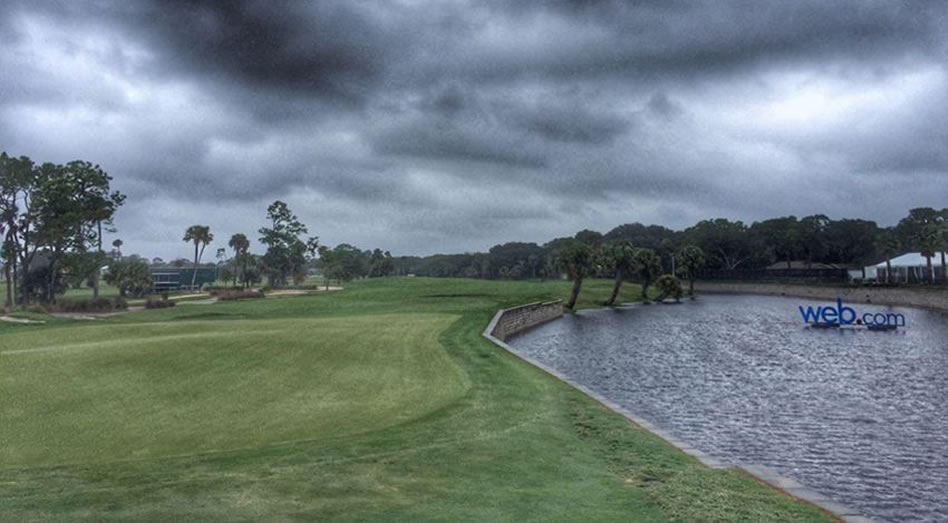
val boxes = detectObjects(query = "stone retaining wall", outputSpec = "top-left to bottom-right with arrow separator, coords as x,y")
694,281 -> 948,313
489,300 -> 563,341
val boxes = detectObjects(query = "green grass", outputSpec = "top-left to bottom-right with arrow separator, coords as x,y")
0,278 -> 832,521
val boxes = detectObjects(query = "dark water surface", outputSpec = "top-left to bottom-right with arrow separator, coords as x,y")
509,294 -> 948,522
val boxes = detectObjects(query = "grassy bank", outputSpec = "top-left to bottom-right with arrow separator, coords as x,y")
0,278 -> 831,521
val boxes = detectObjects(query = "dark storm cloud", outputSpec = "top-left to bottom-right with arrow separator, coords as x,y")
486,0 -> 946,76
2,0 -> 948,256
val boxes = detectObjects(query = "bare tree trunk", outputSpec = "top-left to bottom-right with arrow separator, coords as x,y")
605,269 -> 622,306
689,276 -> 695,297
46,258 -> 56,305
942,251 -> 946,283
191,243 -> 199,290
886,259 -> 892,284
640,277 -> 651,300
567,276 -> 583,309
93,220 -> 101,299
11,251 -> 17,305
4,260 -> 11,307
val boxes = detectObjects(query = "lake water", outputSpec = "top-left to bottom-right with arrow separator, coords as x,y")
508,294 -> 948,522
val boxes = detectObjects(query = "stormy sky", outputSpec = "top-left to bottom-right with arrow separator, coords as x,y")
2,1 -> 947,259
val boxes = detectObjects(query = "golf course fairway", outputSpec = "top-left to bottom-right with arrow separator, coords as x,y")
0,278 -> 832,521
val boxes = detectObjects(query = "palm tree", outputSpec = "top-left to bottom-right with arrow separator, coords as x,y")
559,241 -> 594,309
676,245 -> 706,298
183,225 -> 213,290
917,225 -> 940,284
633,248 -> 662,300
111,238 -> 123,258
654,274 -> 683,303
228,233 -> 250,288
603,241 -> 636,306
875,231 -> 900,284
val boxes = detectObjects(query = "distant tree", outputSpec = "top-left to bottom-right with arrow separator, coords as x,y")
331,244 -> 369,282
574,229 -> 604,250
798,214 -> 830,266
228,233 -> 251,288
111,238 -> 123,258
557,241 -> 594,309
183,225 -> 213,290
683,219 -> 754,269
895,207 -> 946,251
676,245 -> 706,297
219,264 -> 235,287
151,257 -> 164,266
823,219 -> 879,269
103,258 -> 152,297
369,248 -> 386,277
366,248 -> 396,277
654,274 -> 683,303
381,251 -> 395,276
317,245 -> 336,289
214,247 -> 227,282
1,241 -> 15,307
875,231 -> 900,284
258,201 -> 314,288
242,254 -> 263,287
0,152 -> 32,306
633,248 -> 662,300
487,242 -> 546,279
603,240 -> 636,306
917,225 -> 941,283
31,160 -> 125,303
750,216 -> 800,268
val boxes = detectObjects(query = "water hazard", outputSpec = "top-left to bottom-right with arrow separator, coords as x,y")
508,294 -> 948,522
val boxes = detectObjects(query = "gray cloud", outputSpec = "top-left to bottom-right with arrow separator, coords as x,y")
1,0 -> 947,257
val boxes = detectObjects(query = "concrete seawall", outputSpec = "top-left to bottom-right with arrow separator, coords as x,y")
489,300 -> 563,341
694,281 -> 948,313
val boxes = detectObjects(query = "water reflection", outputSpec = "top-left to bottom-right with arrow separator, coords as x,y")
510,294 -> 948,522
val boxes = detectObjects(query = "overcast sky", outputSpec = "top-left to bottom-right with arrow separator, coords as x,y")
2,1 -> 947,259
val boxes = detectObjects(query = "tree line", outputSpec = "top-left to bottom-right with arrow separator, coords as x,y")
392,209 -> 948,285
104,200 -> 396,296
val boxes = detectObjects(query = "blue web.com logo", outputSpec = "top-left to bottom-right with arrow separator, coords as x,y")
798,298 -> 906,328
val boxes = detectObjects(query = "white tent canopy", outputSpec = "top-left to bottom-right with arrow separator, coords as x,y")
874,252 -> 947,268
873,252 -> 947,282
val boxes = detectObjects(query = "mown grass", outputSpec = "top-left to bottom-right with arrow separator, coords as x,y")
0,277 -> 832,521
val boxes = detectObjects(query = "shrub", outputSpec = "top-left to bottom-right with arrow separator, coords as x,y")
145,297 -> 176,309
216,290 -> 265,301
25,304 -> 48,314
53,297 -> 127,313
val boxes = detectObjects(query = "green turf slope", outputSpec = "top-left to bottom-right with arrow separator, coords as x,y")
0,278 -> 832,521
1,315 -> 467,466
